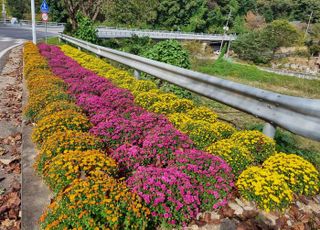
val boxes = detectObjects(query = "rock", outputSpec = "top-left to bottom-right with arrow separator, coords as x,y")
241,210 -> 258,220
190,224 -> 199,230
258,211 -> 278,226
228,202 -> 244,216
220,218 -> 237,230
220,205 -> 235,218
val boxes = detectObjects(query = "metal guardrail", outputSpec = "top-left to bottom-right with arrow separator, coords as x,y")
97,27 -> 236,41
0,19 -> 65,28
59,34 -> 320,141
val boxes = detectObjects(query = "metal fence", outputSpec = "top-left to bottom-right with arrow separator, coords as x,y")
97,27 -> 237,41
59,34 -> 320,141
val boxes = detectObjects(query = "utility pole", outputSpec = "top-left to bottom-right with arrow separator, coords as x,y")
2,0 -> 6,24
305,11 -> 313,38
219,9 -> 232,54
31,0 -> 37,44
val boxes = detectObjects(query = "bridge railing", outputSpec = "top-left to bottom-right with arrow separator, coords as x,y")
97,27 -> 237,41
59,33 -> 320,141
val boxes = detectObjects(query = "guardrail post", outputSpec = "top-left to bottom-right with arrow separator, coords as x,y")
263,122 -> 277,139
78,47 -> 81,51
134,70 -> 141,79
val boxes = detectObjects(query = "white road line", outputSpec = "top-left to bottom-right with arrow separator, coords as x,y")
0,43 -> 24,60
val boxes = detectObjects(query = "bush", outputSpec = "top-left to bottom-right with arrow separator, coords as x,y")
24,90 -> 72,121
181,121 -> 235,149
150,98 -> 194,115
230,130 -> 275,163
43,150 -> 118,193
32,110 -> 91,145
236,166 -> 293,212
127,167 -> 200,227
142,125 -> 194,167
263,153 -> 320,196
206,139 -> 253,176
40,173 -> 150,229
34,101 -> 82,122
186,106 -> 218,123
74,13 -> 98,43
35,130 -> 103,173
172,149 -> 234,211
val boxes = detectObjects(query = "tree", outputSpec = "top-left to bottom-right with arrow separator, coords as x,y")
75,13 -> 98,43
257,0 -> 295,22
62,0 -> 104,30
102,0 -> 158,27
6,0 -> 29,19
293,0 -> 320,23
245,11 -> 266,30
233,30 -> 273,64
262,19 -> 301,54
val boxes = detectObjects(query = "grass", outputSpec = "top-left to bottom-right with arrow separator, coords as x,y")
192,58 -> 320,99
38,36 -> 63,45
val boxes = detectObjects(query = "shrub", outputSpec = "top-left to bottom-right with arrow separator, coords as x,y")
150,98 -> 194,115
236,166 -> 293,212
40,173 -> 150,229
134,90 -> 163,108
142,125 -> 194,166
230,130 -> 275,163
172,149 -> 234,211
206,139 -> 253,176
34,101 -> 82,122
43,150 -> 118,193
111,144 -> 156,174
75,13 -> 98,43
180,120 -> 232,149
186,106 -> 218,123
24,91 -> 72,120
127,167 -> 200,227
167,113 -> 192,130
32,110 -> 92,145
35,130 -> 103,173
263,153 -> 320,196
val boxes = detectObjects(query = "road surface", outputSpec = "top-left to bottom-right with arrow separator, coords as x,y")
0,26 -> 56,72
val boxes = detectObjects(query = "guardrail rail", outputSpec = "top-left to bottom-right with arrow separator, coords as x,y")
59,34 -> 320,141
97,27 -> 237,41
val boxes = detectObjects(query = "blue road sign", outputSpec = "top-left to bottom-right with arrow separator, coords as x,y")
40,0 -> 49,13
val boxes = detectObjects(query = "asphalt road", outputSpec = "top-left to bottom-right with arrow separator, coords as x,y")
0,26 -> 58,72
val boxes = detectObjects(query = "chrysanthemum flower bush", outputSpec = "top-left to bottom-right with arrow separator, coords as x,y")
35,130 -> 103,174
42,150 -> 118,193
263,153 -> 319,196
236,166 -> 293,212
230,130 -> 276,163
170,150 -> 234,211
127,167 -> 201,227
206,139 -> 254,176
31,110 -> 92,145
40,173 -> 150,230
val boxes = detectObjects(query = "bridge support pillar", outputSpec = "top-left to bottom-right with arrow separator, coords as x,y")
263,122 -> 277,139
134,69 -> 141,79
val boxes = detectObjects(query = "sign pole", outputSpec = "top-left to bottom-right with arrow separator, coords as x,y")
45,21 -> 47,43
31,0 -> 37,44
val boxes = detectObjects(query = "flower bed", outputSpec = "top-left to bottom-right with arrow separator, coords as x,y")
24,42 -> 320,228
36,43 -> 235,227
24,42 -> 150,229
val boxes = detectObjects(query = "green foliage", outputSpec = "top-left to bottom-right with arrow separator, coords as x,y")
47,0 -> 68,23
262,20 -> 301,52
142,40 -> 193,99
233,19 -> 301,63
143,40 -> 191,69
75,13 -> 98,43
233,30 -> 273,64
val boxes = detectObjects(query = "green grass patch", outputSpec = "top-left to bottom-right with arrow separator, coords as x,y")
193,59 -> 320,99
39,37 -> 64,45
